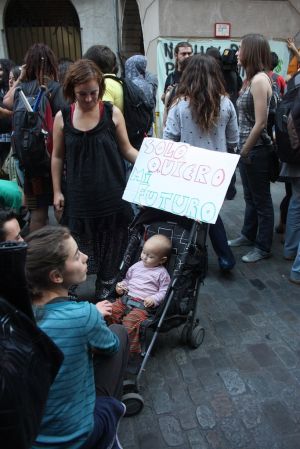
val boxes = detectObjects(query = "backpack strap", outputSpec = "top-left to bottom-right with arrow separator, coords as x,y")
104,74 -> 123,85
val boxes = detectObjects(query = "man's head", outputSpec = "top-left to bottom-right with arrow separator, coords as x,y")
83,45 -> 118,74
174,42 -> 193,71
0,210 -> 23,242
271,52 -> 279,71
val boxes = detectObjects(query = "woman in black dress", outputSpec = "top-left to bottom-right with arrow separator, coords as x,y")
52,59 -> 138,299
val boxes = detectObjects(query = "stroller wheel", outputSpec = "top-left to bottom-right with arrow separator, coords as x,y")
122,392 -> 144,417
180,324 -> 189,345
188,325 -> 205,349
123,379 -> 138,394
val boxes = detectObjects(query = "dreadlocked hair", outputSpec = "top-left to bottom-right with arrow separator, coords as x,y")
175,54 -> 227,133
24,43 -> 58,83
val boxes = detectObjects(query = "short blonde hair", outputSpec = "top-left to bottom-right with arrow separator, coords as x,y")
146,234 -> 172,258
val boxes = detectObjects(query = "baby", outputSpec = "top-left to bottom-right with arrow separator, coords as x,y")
109,234 -> 172,354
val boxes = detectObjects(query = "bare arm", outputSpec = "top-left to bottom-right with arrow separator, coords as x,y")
240,74 -> 271,156
51,111 -> 65,211
0,107 -> 13,119
3,65 -> 26,110
112,105 -> 138,164
287,38 -> 300,62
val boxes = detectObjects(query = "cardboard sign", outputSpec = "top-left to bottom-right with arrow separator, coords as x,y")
123,138 -> 240,224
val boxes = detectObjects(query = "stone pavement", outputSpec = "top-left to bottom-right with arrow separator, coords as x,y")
81,174 -> 300,449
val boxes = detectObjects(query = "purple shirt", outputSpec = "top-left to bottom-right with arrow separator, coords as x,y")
121,261 -> 171,306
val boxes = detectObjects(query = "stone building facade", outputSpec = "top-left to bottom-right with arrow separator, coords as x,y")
0,0 -> 299,71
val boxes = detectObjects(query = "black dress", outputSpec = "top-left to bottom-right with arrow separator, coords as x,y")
61,101 -> 133,298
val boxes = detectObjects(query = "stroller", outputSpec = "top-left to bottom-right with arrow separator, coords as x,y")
109,208 -> 209,416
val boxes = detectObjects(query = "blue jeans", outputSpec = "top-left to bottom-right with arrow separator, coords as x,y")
291,241 -> 300,281
239,145 -> 274,252
284,178 -> 300,258
209,215 -> 235,266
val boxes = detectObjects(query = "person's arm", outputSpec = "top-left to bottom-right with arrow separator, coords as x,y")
240,74 -> 271,157
145,269 -> 171,307
287,38 -> 300,62
112,105 -> 138,164
0,107 -> 13,119
163,102 -> 181,141
51,111 -> 65,212
3,64 -> 26,110
225,99 -> 239,149
85,303 -> 119,353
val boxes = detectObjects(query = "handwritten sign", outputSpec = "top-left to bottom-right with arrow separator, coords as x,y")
123,138 -> 240,224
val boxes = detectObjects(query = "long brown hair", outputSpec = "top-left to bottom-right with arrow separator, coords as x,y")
24,43 -> 58,83
25,225 -> 71,296
240,34 -> 272,80
175,54 -> 226,132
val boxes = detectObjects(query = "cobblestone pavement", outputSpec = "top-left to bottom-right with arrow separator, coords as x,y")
79,175 -> 300,449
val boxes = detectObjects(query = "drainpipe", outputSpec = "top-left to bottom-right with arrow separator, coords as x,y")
114,0 -> 123,74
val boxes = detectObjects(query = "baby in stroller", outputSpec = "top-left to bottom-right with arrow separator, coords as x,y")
107,234 -> 171,355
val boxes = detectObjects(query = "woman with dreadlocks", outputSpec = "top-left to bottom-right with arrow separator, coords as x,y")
4,43 -> 66,232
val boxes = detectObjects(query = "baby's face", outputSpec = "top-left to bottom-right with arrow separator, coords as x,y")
141,240 -> 165,268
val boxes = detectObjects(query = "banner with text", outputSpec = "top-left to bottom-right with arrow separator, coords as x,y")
123,138 -> 240,224
155,38 -> 290,136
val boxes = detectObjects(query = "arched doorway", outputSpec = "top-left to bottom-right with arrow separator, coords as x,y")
4,0 -> 81,64
121,0 -> 144,60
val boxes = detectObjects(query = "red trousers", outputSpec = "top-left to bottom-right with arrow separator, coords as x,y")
108,299 -> 148,353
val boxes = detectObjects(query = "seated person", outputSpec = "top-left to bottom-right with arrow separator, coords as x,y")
0,210 -> 23,242
108,234 -> 171,354
25,225 -> 129,449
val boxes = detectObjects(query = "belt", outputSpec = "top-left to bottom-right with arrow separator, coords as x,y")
122,294 -> 146,311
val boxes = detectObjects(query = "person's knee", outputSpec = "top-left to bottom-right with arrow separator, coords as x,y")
30,208 -> 48,231
109,323 -> 129,345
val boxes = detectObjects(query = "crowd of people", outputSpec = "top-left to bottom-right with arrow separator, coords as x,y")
162,35 -> 300,279
0,32 -> 300,448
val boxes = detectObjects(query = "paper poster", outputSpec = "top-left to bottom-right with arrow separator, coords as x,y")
123,138 -> 240,224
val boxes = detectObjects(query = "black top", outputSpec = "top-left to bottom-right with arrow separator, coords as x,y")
61,101 -> 128,219
164,70 -> 182,93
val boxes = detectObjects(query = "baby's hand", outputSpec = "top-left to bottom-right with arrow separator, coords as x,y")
144,297 -> 156,308
96,300 -> 112,317
116,282 -> 128,295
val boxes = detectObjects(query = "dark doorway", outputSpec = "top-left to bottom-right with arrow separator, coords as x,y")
121,0 -> 144,59
5,0 -> 82,64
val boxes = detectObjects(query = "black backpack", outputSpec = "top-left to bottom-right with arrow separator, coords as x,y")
275,72 -> 300,164
0,241 -> 63,449
11,80 -> 59,178
105,75 -> 153,149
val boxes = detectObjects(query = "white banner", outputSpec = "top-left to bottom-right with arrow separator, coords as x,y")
155,38 -> 290,136
123,138 -> 240,224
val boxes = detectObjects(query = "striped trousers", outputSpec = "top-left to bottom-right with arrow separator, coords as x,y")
108,299 -> 148,353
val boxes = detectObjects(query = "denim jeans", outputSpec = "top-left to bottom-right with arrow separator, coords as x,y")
209,215 -> 235,266
291,241 -> 300,281
239,145 -> 274,253
284,177 -> 300,258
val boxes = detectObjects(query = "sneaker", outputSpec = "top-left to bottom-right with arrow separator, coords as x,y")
218,257 -> 235,272
289,275 -> 300,285
242,248 -> 271,263
228,235 -> 254,247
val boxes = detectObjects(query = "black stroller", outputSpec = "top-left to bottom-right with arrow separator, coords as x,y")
109,208 -> 209,416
